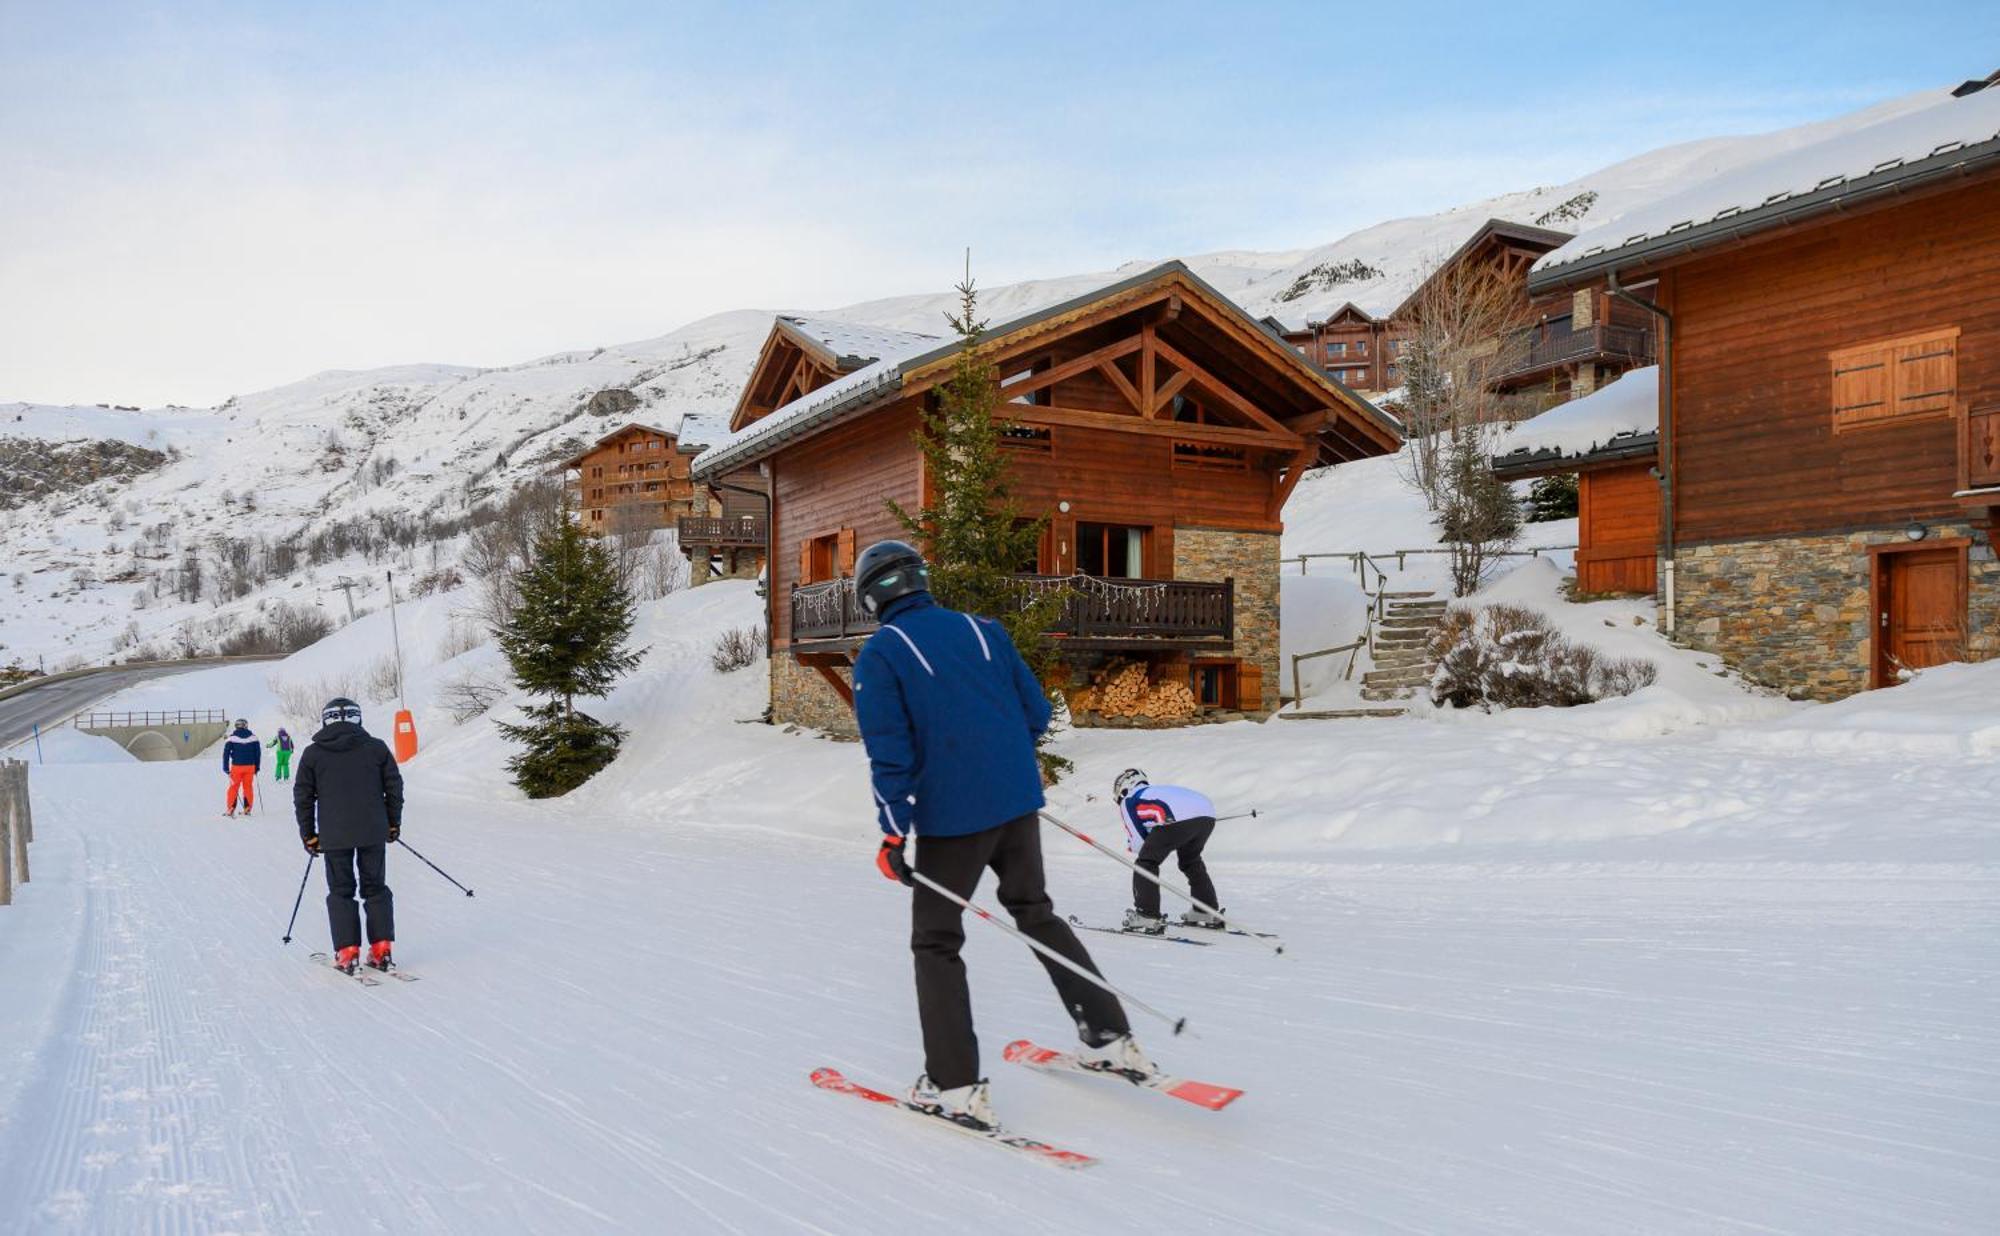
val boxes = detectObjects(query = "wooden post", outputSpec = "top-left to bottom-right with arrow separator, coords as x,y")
15,760 -> 30,844
6,761 -> 25,889
0,762 -> 14,907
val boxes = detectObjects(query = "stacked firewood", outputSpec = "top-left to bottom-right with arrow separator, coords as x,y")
1069,661 -> 1196,721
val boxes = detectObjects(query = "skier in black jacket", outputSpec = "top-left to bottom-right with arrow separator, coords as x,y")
294,697 -> 405,974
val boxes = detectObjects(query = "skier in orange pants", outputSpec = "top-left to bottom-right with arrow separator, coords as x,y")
222,719 -> 261,816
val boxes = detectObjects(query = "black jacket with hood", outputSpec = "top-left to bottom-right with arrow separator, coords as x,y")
293,721 -> 404,850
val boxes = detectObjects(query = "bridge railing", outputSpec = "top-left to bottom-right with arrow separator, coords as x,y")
76,709 -> 229,730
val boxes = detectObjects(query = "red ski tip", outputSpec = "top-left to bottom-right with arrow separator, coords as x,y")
1166,1080 -> 1243,1111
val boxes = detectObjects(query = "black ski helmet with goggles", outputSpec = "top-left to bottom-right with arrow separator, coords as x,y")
854,540 -> 931,616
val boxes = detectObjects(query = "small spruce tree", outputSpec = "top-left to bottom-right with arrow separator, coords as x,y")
494,510 -> 645,797
1526,472 -> 1579,522
889,269 -> 1071,780
1435,424 -> 1522,597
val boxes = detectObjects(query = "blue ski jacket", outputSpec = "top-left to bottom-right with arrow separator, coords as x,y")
222,727 -> 261,772
852,592 -> 1050,839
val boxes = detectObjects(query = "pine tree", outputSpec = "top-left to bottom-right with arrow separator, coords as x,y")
494,511 -> 645,797
1525,472 -> 1579,522
1435,424 -> 1522,597
889,268 -> 1071,779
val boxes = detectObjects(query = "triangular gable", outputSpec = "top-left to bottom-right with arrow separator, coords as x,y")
729,316 -> 939,431
1390,218 -> 1573,321
558,422 -> 677,469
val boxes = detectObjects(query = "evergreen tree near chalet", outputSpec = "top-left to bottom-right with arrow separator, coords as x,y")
494,512 -> 645,797
889,270 -> 1072,779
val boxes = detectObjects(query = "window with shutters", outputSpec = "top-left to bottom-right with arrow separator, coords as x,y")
1830,327 -> 1958,432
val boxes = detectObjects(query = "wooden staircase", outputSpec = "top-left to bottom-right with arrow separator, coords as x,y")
1359,593 -> 1448,702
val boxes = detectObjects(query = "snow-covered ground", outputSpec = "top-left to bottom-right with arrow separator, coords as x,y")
1,571 -> 1995,1232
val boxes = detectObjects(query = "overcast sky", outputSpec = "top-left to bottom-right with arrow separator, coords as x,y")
2,0 -> 1994,407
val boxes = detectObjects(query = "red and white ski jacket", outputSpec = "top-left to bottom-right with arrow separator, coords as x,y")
1118,782 -> 1216,851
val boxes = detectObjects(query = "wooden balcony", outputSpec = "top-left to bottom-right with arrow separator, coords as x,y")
678,514 -> 768,548
790,574 -> 1235,650
1484,315 -> 1656,388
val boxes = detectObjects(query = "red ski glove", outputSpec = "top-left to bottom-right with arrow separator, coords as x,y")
876,835 -> 913,886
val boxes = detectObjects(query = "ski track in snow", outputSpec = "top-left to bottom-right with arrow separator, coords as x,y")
0,757 -> 1994,1233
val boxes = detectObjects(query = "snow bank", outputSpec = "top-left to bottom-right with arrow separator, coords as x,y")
1715,659 -> 2000,758
25,727 -> 136,764
1431,558 -> 1793,738
1497,366 -> 1657,459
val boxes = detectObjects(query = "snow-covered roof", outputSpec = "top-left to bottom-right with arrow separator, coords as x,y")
1491,367 -> 1658,475
672,412 -> 729,450
775,316 -> 938,370
1534,84 -> 2000,284
692,261 -> 1400,481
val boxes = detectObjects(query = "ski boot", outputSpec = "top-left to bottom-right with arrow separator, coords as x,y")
366,941 -> 394,972
1121,908 -> 1167,935
1178,906 -> 1227,930
908,1074 -> 1000,1132
332,946 -> 362,975
1076,1032 -> 1157,1082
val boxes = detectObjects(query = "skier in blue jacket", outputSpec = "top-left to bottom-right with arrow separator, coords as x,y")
221,718 -> 260,816
852,540 -> 1149,1132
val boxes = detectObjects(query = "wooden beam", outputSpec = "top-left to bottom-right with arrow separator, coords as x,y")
996,335 -> 1142,403
1012,404 -> 1301,451
1140,326 -> 1156,412
1098,359 -> 1143,414
1150,337 -> 1295,437
902,281 -> 1179,388
1148,370 -> 1191,417
1268,442 -> 1317,520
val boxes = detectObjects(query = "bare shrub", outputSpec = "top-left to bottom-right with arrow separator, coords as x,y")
362,654 -> 402,704
270,673 -> 360,722
216,601 -> 334,656
463,476 -> 563,628
710,625 -> 765,673
438,665 -> 508,722
412,566 -> 465,597
1429,603 -> 1657,711
436,617 -> 484,662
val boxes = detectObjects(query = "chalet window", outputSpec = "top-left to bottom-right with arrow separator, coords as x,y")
1190,660 -> 1237,708
1353,341 -> 1368,356
1076,522 -> 1147,578
798,529 -> 857,584
1173,441 -> 1249,472
999,424 -> 1053,453
1327,342 -> 1348,356
1830,327 -> 1959,432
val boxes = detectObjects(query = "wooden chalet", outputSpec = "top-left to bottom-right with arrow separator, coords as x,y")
1492,367 -> 1661,596
673,412 -> 766,584
559,422 -> 707,533
1277,304 -> 1409,393
1529,76 -> 2000,697
689,263 -> 1402,733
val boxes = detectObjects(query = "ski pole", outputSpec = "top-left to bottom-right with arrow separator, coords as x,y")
1038,809 -> 1285,956
908,869 -> 1189,1037
1215,809 -> 1258,823
398,838 -> 474,897
281,854 -> 316,944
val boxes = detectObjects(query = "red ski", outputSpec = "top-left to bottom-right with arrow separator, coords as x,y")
1002,1039 -> 1243,1111
808,1068 -> 1096,1169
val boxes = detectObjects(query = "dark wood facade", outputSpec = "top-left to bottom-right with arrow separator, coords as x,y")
700,264 -> 1401,724
560,423 -> 707,533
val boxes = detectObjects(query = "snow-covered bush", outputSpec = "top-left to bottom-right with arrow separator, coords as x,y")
1429,603 -> 1656,711
710,626 -> 764,673
270,673 -> 360,722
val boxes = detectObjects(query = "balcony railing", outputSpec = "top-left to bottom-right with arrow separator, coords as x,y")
790,575 -> 1234,644
679,514 -> 768,548
1483,315 -> 1656,387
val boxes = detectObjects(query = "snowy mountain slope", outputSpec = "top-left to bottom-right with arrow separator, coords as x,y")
0,85 -> 1955,668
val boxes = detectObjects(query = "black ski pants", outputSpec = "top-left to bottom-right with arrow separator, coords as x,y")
324,845 -> 394,951
1133,817 -> 1217,917
912,812 -> 1130,1090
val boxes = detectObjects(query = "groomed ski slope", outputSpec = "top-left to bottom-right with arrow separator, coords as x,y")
1,576 -> 1997,1232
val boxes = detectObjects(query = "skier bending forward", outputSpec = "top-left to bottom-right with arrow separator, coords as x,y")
851,540 -> 1154,1132
1113,769 -> 1225,935
294,697 -> 404,974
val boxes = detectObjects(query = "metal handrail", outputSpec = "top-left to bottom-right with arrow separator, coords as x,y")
76,709 -> 228,729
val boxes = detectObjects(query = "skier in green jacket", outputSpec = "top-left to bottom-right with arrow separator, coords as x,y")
267,728 -> 295,781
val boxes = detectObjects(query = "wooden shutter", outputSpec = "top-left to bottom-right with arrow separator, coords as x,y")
838,528 -> 857,578
1832,328 -> 1957,431
799,538 -> 814,585
1889,329 -> 1958,418
1233,661 -> 1262,712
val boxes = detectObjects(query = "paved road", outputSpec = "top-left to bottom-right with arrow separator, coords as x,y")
0,666 -> 208,750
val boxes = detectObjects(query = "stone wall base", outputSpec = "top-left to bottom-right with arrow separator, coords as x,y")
1672,521 -> 1999,700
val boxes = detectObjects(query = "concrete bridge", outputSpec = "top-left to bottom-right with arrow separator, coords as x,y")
76,709 -> 233,761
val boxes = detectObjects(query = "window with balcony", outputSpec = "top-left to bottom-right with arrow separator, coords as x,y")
1076,522 -> 1148,578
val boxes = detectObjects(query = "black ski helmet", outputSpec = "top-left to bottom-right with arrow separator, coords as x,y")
854,540 -> 931,615
320,697 -> 363,728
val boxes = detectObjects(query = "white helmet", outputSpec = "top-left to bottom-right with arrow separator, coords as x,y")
1113,768 -> 1148,803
